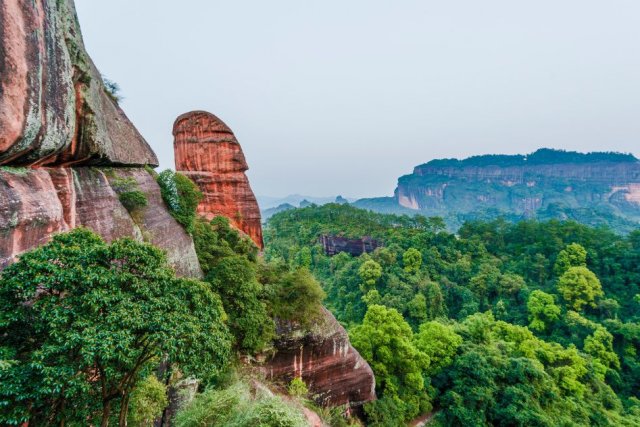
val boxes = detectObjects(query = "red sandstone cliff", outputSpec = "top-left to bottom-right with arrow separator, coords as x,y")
262,308 -> 376,408
0,0 -> 157,166
0,0 -> 375,415
0,167 -> 202,277
173,111 -> 263,248
0,0 -> 198,275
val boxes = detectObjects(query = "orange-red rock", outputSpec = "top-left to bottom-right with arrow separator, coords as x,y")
261,309 -> 376,408
173,111 -> 263,248
0,0 -> 157,166
0,167 -> 202,277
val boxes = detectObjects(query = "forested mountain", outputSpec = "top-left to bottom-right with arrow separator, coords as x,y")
265,204 -> 640,426
355,149 -> 640,233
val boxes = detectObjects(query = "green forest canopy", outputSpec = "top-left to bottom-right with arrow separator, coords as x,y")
265,203 -> 640,426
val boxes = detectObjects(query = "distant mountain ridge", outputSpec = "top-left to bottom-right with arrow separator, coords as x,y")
354,149 -> 640,233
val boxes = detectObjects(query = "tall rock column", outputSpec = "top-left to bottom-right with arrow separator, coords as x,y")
173,111 -> 263,248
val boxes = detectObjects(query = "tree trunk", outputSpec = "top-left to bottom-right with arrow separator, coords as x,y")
118,393 -> 130,427
101,401 -> 111,427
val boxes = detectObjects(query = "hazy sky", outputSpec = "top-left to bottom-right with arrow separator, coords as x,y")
74,0 -> 640,198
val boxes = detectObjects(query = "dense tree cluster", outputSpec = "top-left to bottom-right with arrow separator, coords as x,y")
0,229 -> 232,425
265,204 -> 640,425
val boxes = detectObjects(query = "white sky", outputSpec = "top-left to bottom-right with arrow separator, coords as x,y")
75,0 -> 640,198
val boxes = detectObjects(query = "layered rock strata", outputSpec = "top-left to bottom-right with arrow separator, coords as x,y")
319,235 -> 382,257
0,0 -> 157,166
173,111 -> 263,248
262,308 -> 376,408
0,166 -> 202,277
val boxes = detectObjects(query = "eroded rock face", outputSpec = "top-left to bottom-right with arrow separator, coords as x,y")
0,0 -> 157,166
319,235 -> 382,257
173,111 -> 263,248
0,167 -> 202,277
262,309 -> 376,408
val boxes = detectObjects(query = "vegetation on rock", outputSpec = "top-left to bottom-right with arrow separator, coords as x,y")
157,170 -> 203,233
265,203 -> 640,425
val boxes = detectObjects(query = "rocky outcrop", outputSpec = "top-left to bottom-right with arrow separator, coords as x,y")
0,0 -> 200,275
319,235 -> 382,257
173,111 -> 263,248
0,0 -> 157,166
262,309 -> 376,408
0,166 -> 202,277
354,149 -> 640,233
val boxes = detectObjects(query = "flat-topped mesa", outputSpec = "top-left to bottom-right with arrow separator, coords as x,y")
173,111 -> 263,248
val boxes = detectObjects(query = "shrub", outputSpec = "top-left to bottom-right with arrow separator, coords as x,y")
128,376 -> 168,426
193,216 -> 258,274
206,256 -> 274,353
287,377 -> 308,398
110,176 -> 148,213
175,382 -> 307,427
269,268 -> 326,327
119,190 -> 148,212
157,170 -> 203,233
174,382 -> 246,427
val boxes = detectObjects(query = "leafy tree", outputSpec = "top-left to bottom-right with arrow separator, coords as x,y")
359,260 -> 382,291
269,268 -> 326,328
288,377 -> 309,398
527,290 -> 561,331
403,248 -> 422,274
0,229 -> 232,426
557,266 -> 604,311
554,243 -> 587,276
413,321 -> 462,375
193,216 -> 258,274
584,327 -> 620,373
207,256 -> 274,353
350,305 -> 430,422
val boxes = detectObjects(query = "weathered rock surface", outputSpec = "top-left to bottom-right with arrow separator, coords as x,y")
319,234 -> 382,257
173,111 -> 263,248
262,308 -> 376,408
0,166 -> 202,277
0,0 -> 157,166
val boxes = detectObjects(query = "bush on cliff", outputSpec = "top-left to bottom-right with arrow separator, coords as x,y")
111,175 -> 148,213
0,229 -> 232,426
157,170 -> 203,233
193,216 -> 258,274
206,256 -> 275,353
174,381 -> 307,427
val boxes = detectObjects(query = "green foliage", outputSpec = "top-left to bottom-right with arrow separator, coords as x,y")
207,256 -> 274,353
128,375 -> 168,426
265,204 -> 640,425
157,170 -> 203,233
268,268 -> 326,328
119,190 -> 148,212
288,377 -> 309,398
403,248 -> 422,274
527,290 -> 561,331
193,216 -> 258,275
358,260 -> 382,290
413,321 -> 462,376
174,381 -> 307,427
111,176 -> 148,213
102,76 -> 122,104
350,305 -> 431,423
557,266 -> 604,311
0,229 -> 232,425
554,242 -> 588,275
